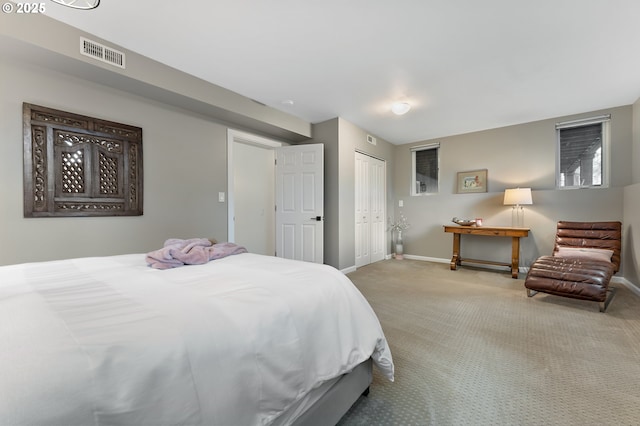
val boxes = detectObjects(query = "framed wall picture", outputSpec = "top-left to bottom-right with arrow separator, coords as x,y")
457,169 -> 488,193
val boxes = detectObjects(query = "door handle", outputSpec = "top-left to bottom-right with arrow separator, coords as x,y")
310,216 -> 323,221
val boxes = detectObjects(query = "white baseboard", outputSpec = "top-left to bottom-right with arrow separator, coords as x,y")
402,254 -> 449,264
340,265 -> 357,274
612,276 -> 640,296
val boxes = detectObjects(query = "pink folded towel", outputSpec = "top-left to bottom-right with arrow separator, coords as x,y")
146,238 -> 247,270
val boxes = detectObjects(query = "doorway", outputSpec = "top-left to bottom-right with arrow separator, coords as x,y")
227,130 -> 281,255
227,130 -> 325,263
232,142 -> 275,255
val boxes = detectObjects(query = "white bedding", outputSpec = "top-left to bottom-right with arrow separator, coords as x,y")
0,253 -> 393,425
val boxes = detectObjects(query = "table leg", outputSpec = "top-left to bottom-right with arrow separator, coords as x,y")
511,236 -> 520,278
450,233 -> 461,270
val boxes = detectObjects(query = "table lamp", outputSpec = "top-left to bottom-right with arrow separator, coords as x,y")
503,188 -> 532,227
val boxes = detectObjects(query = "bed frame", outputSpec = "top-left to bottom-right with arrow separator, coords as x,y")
292,358 -> 372,426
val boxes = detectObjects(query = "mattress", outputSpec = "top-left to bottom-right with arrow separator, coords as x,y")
0,252 -> 393,425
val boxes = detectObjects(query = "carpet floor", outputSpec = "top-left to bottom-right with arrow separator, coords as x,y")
337,259 -> 640,426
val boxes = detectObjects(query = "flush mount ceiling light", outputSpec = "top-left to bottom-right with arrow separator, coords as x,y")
50,0 -> 100,10
391,102 -> 411,115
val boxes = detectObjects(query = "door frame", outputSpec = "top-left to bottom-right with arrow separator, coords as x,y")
227,129 -> 282,244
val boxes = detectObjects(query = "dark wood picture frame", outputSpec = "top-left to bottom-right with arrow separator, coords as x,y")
23,103 -> 143,217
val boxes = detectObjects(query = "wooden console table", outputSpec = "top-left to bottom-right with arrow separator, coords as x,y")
443,225 -> 530,278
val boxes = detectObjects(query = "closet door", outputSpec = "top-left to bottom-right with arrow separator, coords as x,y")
370,157 -> 385,263
355,152 -> 371,268
355,152 -> 386,268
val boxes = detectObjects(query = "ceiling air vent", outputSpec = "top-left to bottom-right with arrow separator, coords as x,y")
80,37 -> 125,69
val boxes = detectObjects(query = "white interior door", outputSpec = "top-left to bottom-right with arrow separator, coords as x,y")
275,144 -> 324,263
355,152 -> 386,267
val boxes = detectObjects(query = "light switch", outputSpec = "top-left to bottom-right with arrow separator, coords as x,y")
218,192 -> 225,202
398,200 -> 404,207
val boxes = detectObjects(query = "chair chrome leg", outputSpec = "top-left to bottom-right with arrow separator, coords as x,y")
526,288 -> 538,298
599,287 -> 617,313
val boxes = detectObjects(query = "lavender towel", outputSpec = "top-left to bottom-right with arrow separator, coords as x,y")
146,238 -> 247,270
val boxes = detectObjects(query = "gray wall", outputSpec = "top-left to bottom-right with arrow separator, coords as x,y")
1,9 -> 638,288
0,12 -> 315,266
310,119 -> 341,268
633,93 -> 640,185
623,183 -> 640,287
4,51 -> 635,281
311,118 -> 396,271
0,11 -> 310,142
0,58 -> 233,265
622,98 -> 640,286
393,106 -> 633,277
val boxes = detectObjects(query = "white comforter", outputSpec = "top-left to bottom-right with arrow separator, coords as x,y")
0,253 -> 393,425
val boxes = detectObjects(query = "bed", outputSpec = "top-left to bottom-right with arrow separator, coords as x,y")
0,251 -> 394,425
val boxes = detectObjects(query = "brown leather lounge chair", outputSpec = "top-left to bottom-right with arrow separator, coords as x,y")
524,221 -> 622,312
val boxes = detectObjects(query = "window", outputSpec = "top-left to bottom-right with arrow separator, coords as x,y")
556,115 -> 610,189
411,143 -> 439,195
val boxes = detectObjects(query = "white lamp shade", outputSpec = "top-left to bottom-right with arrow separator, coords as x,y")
391,102 -> 411,115
503,188 -> 532,206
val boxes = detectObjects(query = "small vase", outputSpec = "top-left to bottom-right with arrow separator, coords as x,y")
395,230 -> 404,260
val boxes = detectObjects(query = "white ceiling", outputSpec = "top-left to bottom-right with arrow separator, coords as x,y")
44,0 -> 640,144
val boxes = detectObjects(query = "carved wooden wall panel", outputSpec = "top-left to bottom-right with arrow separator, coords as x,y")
23,103 -> 143,217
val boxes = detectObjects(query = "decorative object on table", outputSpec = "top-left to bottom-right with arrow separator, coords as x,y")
452,217 -> 477,226
503,187 -> 532,227
389,213 -> 411,259
475,218 -> 483,226
456,169 -> 488,193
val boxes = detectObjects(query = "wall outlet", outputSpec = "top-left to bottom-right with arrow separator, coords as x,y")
398,200 -> 404,207
218,192 -> 225,202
